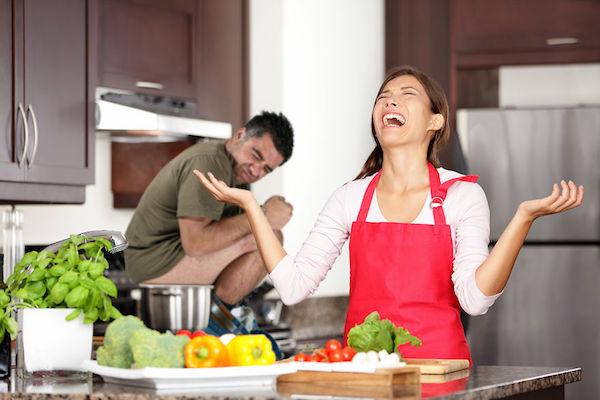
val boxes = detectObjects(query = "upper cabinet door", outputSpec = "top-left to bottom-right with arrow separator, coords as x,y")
453,0 -> 600,54
0,0 -> 25,182
22,0 -> 94,185
98,0 -> 197,99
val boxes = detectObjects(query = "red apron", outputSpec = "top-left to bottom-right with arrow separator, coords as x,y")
344,163 -> 478,364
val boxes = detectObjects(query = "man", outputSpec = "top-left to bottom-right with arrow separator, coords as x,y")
124,111 -> 294,306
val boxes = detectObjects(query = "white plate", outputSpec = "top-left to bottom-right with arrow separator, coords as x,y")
83,360 -> 298,390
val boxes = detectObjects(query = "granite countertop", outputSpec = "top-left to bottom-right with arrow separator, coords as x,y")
0,365 -> 581,400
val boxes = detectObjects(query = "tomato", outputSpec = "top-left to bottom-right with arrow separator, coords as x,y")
293,353 -> 312,362
191,330 -> 207,338
176,329 -> 192,338
329,349 -> 344,363
325,339 -> 342,355
341,346 -> 356,361
311,348 -> 329,362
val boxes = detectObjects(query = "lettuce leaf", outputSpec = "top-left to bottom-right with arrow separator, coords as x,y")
347,311 -> 421,354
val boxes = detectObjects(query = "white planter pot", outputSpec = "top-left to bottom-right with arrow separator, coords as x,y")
18,308 -> 92,373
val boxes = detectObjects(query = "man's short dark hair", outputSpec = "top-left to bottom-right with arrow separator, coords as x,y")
244,111 -> 294,164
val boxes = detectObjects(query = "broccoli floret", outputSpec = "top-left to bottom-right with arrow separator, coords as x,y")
129,329 -> 189,368
96,315 -> 148,368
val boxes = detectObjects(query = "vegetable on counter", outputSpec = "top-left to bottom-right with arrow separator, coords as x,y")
226,334 -> 276,366
292,339 -> 356,363
97,316 -> 189,369
97,316 -> 146,369
129,329 -> 189,368
347,311 -> 421,355
184,335 -> 230,368
0,235 -> 122,342
176,329 -> 206,339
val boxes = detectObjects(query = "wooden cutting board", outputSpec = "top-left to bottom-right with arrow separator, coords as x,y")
404,358 -> 470,375
277,366 -> 420,386
277,381 -> 421,399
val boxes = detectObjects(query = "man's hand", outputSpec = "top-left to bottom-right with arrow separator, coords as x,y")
263,195 -> 293,230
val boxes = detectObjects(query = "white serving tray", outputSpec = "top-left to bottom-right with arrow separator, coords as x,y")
83,360 -> 298,390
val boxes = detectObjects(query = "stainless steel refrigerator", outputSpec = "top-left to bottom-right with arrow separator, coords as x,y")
457,106 -> 600,400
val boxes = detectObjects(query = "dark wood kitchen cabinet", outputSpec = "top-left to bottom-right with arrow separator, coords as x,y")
98,0 -> 198,99
0,0 -> 95,204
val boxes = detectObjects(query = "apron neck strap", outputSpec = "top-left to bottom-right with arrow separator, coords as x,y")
428,163 -> 446,225
356,171 -> 381,222
355,164 -> 477,224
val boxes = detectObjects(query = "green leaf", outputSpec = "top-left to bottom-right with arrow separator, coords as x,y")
83,308 -> 98,324
18,251 -> 38,267
36,258 -> 52,269
95,276 -> 117,298
45,277 -> 58,291
109,305 -> 122,320
95,238 -> 113,252
69,234 -> 86,246
88,262 -> 105,279
5,316 -> 18,340
65,286 -> 89,308
58,270 -> 79,286
49,282 -> 70,304
26,282 -> 46,300
79,275 -> 96,290
67,243 -> 79,267
49,264 -> 67,277
65,309 -> 81,321
77,259 -> 92,273
0,290 -> 10,308
28,267 -> 46,282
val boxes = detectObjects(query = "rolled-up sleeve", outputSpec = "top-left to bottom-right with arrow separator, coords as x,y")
269,185 -> 351,305
451,182 -> 501,315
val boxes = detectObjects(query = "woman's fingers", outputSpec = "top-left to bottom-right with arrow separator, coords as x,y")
193,170 -> 225,200
563,184 -> 585,211
554,181 -> 578,212
543,180 -> 585,215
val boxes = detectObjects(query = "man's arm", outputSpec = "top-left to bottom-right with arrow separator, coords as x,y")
179,195 -> 292,257
179,213 -> 252,257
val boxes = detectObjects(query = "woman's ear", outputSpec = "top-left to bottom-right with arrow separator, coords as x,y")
428,114 -> 445,131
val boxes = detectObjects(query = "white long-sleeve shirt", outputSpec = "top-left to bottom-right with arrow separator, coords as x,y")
269,167 -> 501,315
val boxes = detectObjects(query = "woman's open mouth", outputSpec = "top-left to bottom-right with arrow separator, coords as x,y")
382,113 -> 406,127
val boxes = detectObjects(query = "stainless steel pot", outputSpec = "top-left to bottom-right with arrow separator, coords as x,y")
140,284 -> 212,332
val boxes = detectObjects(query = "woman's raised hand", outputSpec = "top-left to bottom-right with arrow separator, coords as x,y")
517,180 -> 584,222
193,170 -> 255,209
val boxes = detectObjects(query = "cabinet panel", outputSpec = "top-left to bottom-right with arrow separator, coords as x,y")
22,0 -> 93,185
0,0 -> 23,182
99,0 -> 196,99
453,0 -> 600,54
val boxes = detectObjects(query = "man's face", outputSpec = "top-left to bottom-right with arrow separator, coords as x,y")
228,129 -> 284,184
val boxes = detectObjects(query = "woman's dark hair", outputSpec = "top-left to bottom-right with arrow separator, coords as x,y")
244,111 -> 294,164
355,65 -> 450,179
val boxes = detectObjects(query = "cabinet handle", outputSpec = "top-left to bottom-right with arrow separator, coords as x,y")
26,104 -> 39,168
17,103 -> 29,168
135,81 -> 164,90
546,37 -> 579,46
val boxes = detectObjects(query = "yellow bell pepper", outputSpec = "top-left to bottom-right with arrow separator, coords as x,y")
226,334 -> 276,366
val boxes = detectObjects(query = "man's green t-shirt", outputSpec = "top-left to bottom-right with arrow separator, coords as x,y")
124,140 -> 233,283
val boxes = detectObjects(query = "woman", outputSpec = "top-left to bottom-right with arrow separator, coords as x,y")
194,66 -> 584,363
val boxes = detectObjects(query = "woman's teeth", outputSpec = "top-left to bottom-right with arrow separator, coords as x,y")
383,113 -> 406,127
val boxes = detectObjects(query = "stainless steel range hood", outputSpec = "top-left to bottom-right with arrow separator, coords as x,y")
95,88 -> 232,141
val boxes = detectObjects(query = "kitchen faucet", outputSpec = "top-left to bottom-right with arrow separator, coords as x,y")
43,230 -> 128,254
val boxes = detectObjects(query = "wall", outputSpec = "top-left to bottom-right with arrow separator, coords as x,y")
250,0 -> 385,297
499,63 -> 600,107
